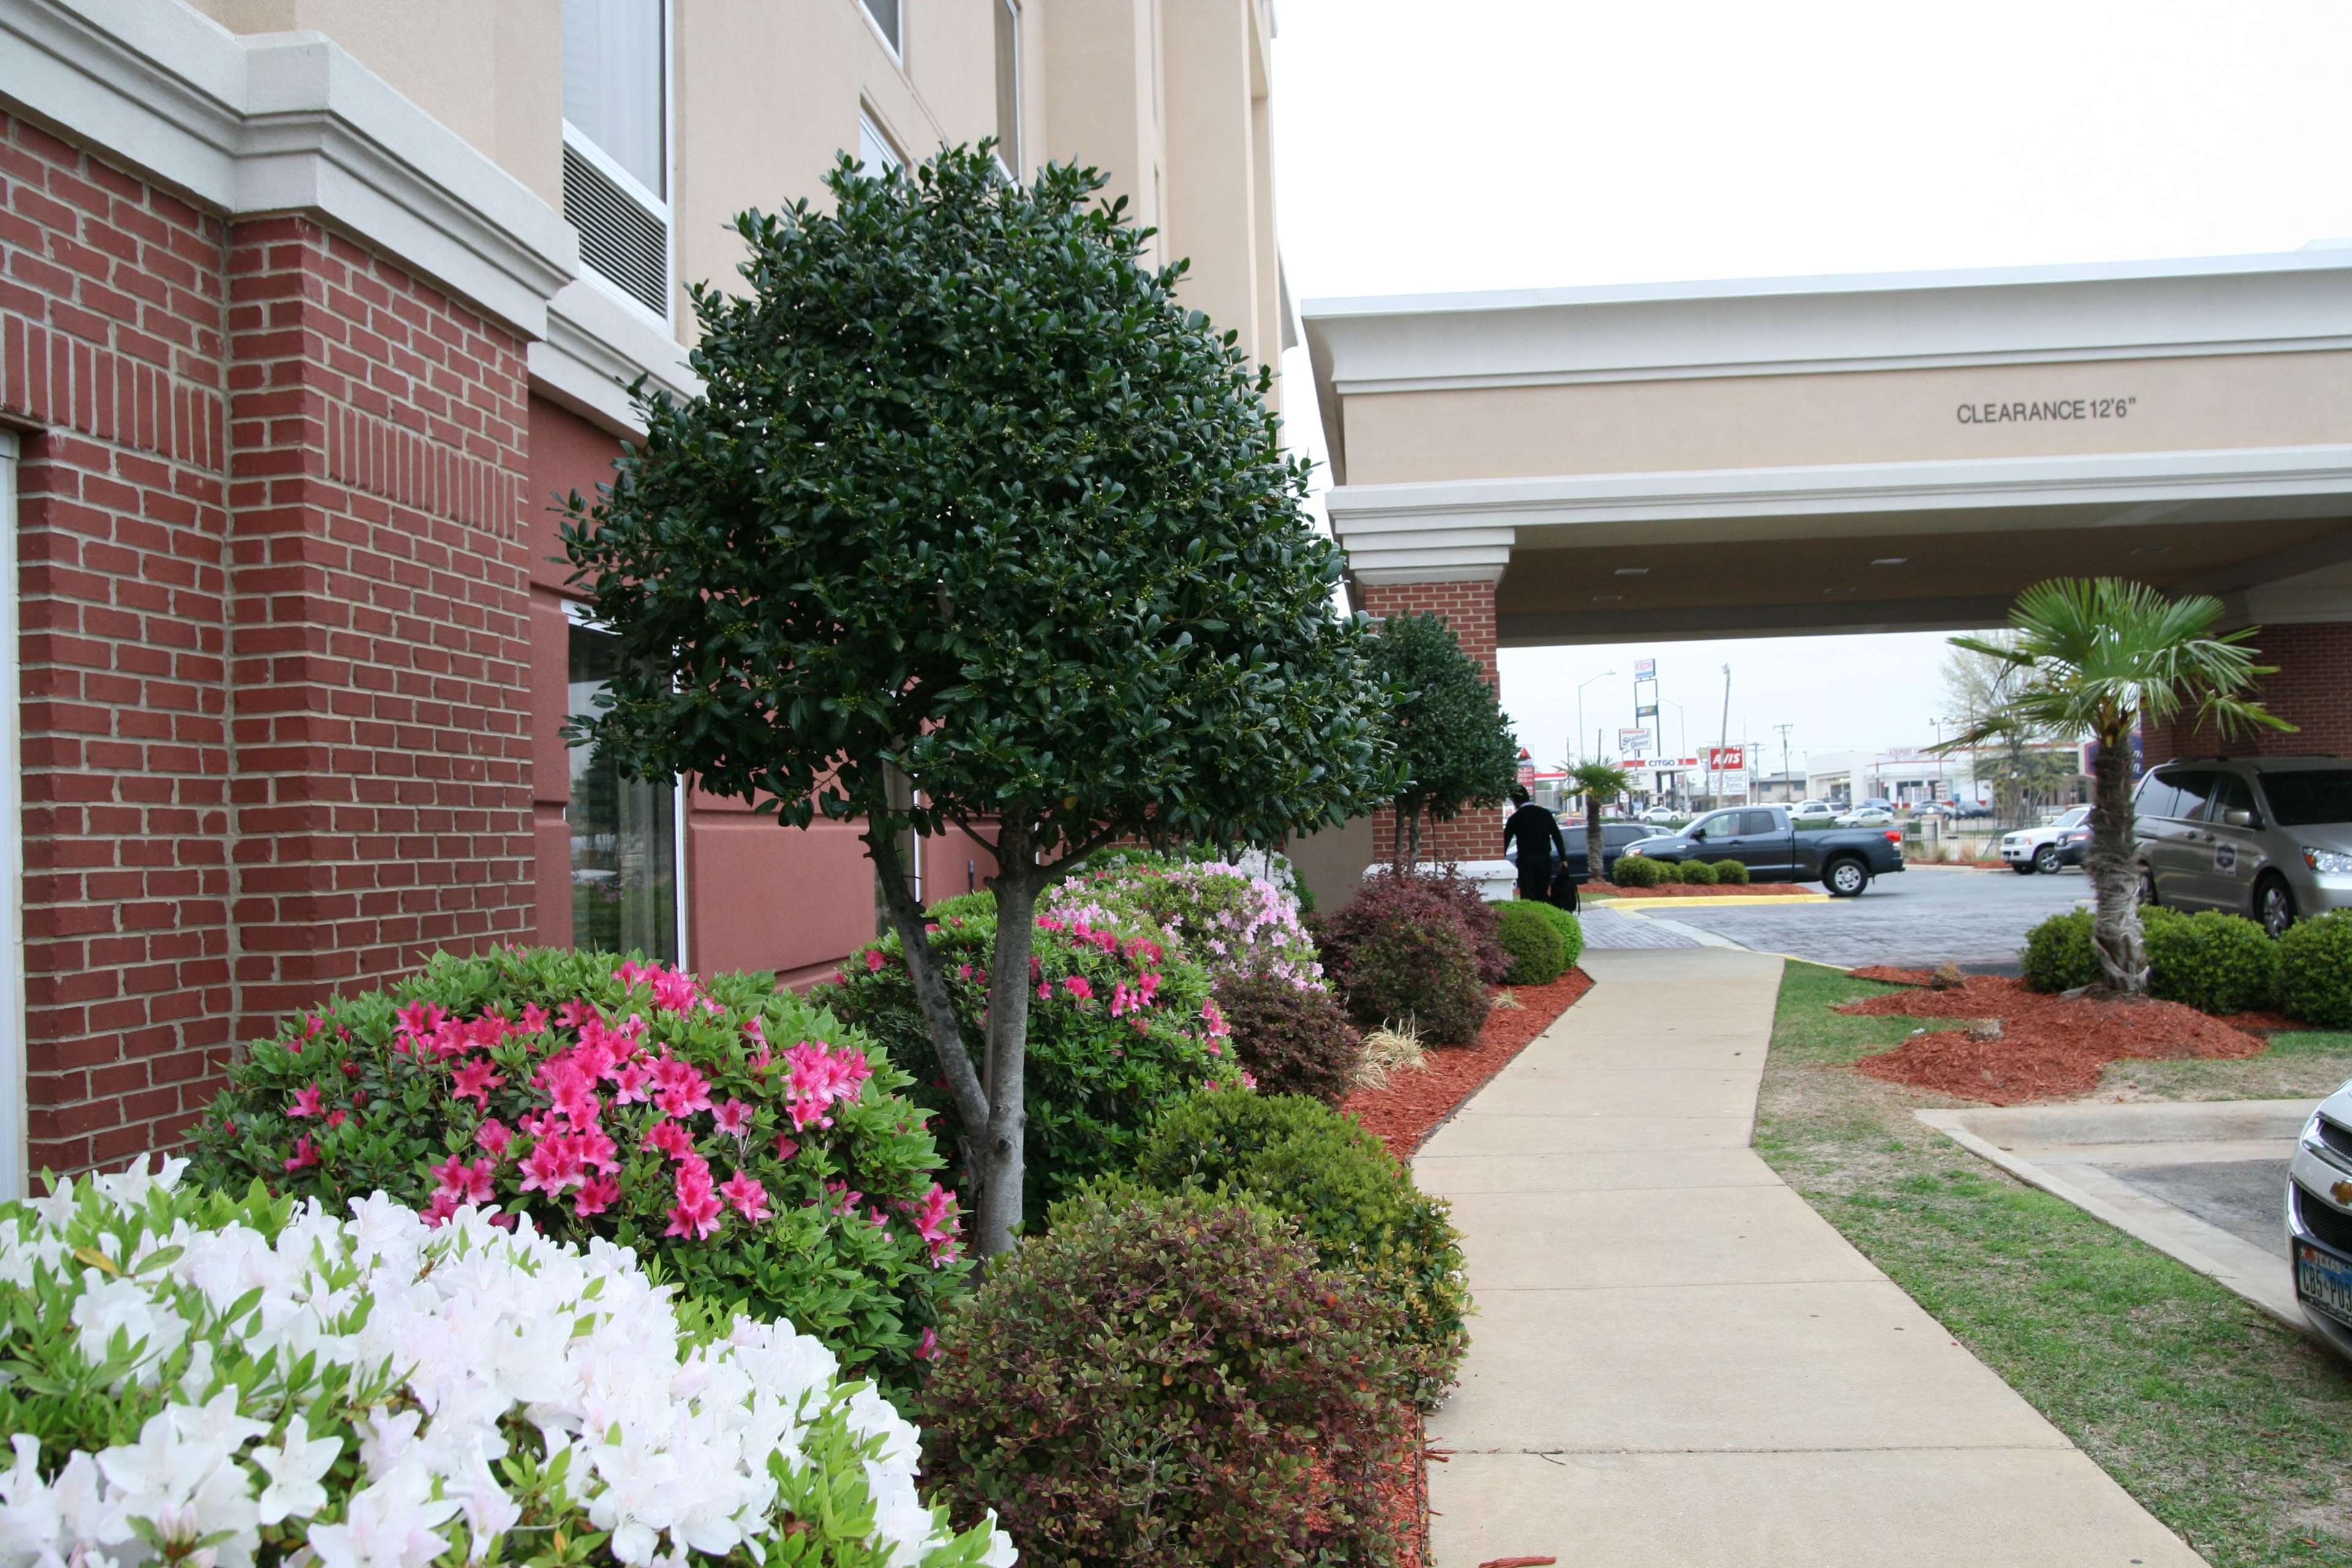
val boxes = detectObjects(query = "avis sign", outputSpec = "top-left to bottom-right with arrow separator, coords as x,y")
1707,745 -> 1746,772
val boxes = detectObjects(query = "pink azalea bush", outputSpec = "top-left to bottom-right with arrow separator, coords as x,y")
187,946 -> 969,1399
821,905 -> 1248,1221
1043,853 -> 1323,992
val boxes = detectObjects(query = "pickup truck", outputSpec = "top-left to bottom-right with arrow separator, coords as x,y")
1621,805 -> 1907,896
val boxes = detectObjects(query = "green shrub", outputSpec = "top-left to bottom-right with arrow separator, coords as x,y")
2020,908 -> 2103,993
823,907 -> 1243,1218
1123,1091 -> 1469,1408
1215,971 -> 1362,1106
2280,910 -> 2352,1027
1675,860 -> 1719,886
187,947 -> 966,1396
1339,905 -> 1490,1046
1610,853 -> 1668,888
921,1188 -> 1405,1568
1711,859 -> 1751,885
925,890 -> 997,922
2143,910 -> 2280,1015
1496,899 -> 1567,986
1523,902 -> 1585,969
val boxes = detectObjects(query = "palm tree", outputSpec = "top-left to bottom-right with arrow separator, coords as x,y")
1939,579 -> 2288,995
1565,761 -> 1634,886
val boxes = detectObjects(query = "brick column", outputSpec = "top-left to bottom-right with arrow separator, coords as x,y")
222,217 -> 535,1039
2140,621 -> 2352,763
1357,576 -> 1504,869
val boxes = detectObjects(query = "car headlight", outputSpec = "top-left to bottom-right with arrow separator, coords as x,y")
2304,847 -> 2352,875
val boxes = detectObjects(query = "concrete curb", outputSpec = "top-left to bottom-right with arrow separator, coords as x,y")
1587,893 -> 1831,908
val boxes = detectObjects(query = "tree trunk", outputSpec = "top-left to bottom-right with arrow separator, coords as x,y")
1586,796 -> 1605,886
972,818 -> 1039,1257
1405,805 -> 1423,871
865,829 -> 994,1194
2086,723 -> 2148,996
1392,804 -> 1407,871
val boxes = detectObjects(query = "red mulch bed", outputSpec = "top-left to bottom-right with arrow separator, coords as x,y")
1348,970 -> 1594,1564
1833,970 -> 2266,1103
1341,967 -> 1596,1160
1597,882 -> 1814,899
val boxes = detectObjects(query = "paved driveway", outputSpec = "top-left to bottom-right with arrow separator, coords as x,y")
1626,864 -> 2090,971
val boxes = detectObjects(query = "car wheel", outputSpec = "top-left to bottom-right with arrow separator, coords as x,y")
2255,874 -> 2297,939
2139,865 -> 2159,907
1825,858 -> 1869,897
2032,843 -> 2061,875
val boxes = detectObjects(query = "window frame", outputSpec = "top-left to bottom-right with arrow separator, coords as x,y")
857,108 -> 905,176
992,0 -> 1022,176
560,0 -> 677,330
562,600 -> 690,968
858,0 -> 904,61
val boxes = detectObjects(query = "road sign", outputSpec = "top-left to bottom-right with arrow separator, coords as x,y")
1635,703 -> 1658,720
1634,658 -> 1656,679
1707,745 -> 1747,772
1618,727 -> 1654,753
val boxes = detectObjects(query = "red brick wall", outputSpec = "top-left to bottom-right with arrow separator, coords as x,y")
2,112 -> 532,1172
2139,622 -> 2352,764
1355,577 -> 1504,868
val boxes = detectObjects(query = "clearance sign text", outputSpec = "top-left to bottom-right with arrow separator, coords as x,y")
1956,396 -> 2137,424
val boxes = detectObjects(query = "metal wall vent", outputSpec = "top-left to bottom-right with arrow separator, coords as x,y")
563,143 -> 669,318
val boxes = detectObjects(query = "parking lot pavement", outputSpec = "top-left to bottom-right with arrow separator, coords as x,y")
2107,1159 -> 2293,1259
1577,905 -> 1702,949
1630,864 -> 2090,971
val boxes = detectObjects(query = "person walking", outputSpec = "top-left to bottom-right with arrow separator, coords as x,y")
1502,785 -> 1569,903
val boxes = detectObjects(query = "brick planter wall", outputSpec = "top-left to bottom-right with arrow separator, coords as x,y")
1357,578 -> 1504,870
2,111 -> 530,1172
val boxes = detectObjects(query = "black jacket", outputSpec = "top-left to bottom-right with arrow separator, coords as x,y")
1503,802 -> 1569,867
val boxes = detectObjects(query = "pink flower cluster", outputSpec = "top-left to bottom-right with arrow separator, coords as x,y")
782,1039 -> 872,1129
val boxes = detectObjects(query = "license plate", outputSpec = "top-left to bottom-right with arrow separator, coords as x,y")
2297,1241 -> 2352,1329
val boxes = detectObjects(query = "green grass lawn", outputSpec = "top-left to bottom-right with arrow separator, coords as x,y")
1757,960 -> 2352,1568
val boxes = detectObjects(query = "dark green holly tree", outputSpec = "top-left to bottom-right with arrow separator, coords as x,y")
1365,611 -> 1518,867
560,145 -> 1392,1256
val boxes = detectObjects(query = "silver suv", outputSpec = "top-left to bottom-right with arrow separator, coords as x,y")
2133,756 -> 2352,937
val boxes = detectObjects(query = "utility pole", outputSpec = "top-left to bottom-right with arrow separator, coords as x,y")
1711,663 -> 1732,809
1774,722 -> 1794,803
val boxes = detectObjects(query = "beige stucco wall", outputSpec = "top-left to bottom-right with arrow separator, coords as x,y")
1340,349 -> 2352,484
191,0 -> 1284,380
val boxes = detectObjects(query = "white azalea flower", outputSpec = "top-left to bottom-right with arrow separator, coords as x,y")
250,1416 -> 339,1527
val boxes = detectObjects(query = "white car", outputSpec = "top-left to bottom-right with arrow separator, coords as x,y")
1792,800 -> 1836,820
1638,805 -> 1684,824
1835,806 -> 1894,827
2288,1078 -> 2352,1362
2000,804 -> 2090,875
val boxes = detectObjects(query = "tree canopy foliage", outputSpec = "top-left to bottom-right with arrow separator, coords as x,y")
1364,611 -> 1516,864
560,144 -> 1392,1251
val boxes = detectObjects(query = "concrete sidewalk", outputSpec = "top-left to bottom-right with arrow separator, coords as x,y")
1415,947 -> 2204,1567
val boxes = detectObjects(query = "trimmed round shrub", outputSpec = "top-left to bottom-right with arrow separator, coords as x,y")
2280,910 -> 2352,1027
1711,859 -> 1751,885
824,906 -> 1244,1219
925,889 -> 997,922
2143,910 -> 2280,1015
921,1187 -> 1406,1568
1338,905 -> 1490,1046
1317,868 -> 1507,986
4,1165 -> 1015,1568
1525,902 -> 1585,969
1675,860 -> 1719,886
1214,971 -> 1362,1105
189,947 -> 967,1396
1046,854 -> 1321,990
1496,899 -> 1567,986
1124,1091 -> 1470,1408
1610,854 -> 1668,888
2020,908 -> 2104,993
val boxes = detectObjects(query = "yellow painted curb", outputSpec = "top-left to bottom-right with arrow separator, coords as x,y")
1586,894 -> 1833,908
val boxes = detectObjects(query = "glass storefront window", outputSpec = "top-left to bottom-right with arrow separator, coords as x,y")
568,618 -> 679,962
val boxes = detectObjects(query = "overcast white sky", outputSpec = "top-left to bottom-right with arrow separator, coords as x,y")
1268,1 -> 2352,774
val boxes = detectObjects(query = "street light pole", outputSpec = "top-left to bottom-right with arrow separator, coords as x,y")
1575,669 -> 1616,764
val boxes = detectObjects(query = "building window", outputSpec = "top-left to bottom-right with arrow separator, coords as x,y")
568,617 -> 680,962
858,111 -> 902,176
993,0 -> 1021,173
860,0 -> 902,57
561,0 -> 673,319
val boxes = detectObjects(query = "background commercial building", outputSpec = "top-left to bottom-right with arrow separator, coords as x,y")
0,0 -> 1286,1184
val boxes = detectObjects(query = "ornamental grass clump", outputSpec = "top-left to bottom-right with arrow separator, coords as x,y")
1211,971 -> 1362,1106
1122,1091 -> 1471,1409
189,946 -> 966,1396
1044,854 -> 1322,992
920,1188 -> 1405,1568
0,1161 -> 1014,1568
824,907 -> 1246,1219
